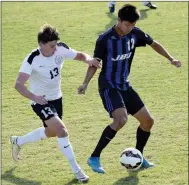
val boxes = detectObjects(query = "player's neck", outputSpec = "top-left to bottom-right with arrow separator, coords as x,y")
39,47 -> 52,57
114,25 -> 128,37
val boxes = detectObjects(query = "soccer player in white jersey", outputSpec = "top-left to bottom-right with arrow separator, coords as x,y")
10,24 -> 100,182
108,1 -> 157,13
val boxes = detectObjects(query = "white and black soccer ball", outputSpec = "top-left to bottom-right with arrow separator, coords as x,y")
120,148 -> 143,171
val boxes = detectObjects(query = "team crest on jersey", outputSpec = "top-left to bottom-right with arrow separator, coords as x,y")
55,55 -> 63,65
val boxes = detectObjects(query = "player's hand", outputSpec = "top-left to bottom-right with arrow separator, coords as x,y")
33,95 -> 48,105
170,59 -> 181,68
78,84 -> 88,94
87,58 -> 101,68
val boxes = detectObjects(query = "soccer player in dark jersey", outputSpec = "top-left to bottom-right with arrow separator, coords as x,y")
78,4 -> 181,173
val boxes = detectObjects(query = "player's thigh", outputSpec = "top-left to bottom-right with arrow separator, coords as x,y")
133,106 -> 152,122
111,107 -> 128,131
49,97 -> 63,120
133,106 -> 154,130
31,102 -> 60,127
122,87 -> 145,115
112,107 -> 128,122
99,88 -> 126,118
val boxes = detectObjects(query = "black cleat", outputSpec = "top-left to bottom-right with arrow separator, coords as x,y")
145,2 -> 157,9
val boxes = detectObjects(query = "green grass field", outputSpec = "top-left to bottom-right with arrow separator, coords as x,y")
2,2 -> 188,185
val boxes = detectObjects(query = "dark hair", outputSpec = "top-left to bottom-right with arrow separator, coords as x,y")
38,24 -> 60,44
118,4 -> 140,23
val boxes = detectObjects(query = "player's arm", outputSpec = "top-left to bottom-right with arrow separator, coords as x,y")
15,72 -> 35,101
15,57 -> 48,105
74,52 -> 101,69
150,40 -> 181,67
78,65 -> 98,94
15,72 -> 47,105
58,42 -> 100,68
78,36 -> 104,94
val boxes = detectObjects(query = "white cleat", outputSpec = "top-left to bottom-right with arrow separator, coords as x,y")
10,136 -> 21,161
74,169 -> 89,182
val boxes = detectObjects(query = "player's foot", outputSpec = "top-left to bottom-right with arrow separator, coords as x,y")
141,158 -> 155,169
109,4 -> 115,13
87,157 -> 105,174
10,136 -> 21,161
74,169 -> 89,182
145,2 -> 157,9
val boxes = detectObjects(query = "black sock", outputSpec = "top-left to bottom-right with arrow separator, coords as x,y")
91,125 -> 117,157
136,127 -> 150,154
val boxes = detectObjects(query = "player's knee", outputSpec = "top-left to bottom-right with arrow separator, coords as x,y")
56,126 -> 68,137
120,116 -> 128,126
114,115 -> 128,129
150,116 -> 154,126
146,116 -> 154,130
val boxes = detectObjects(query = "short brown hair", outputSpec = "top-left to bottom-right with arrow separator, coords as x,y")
38,24 -> 60,44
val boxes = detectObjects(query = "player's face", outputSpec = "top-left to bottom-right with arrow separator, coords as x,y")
118,20 -> 136,35
39,40 -> 57,57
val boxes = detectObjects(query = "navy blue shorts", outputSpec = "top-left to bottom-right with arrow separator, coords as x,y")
31,97 -> 63,127
99,87 -> 144,117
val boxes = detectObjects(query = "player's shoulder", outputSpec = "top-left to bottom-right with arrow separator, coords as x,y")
57,42 -> 69,49
131,27 -> 144,34
132,27 -> 151,37
26,48 -> 40,65
98,27 -> 114,41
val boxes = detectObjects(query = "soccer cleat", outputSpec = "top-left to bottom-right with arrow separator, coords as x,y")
87,157 -> 105,174
74,169 -> 89,182
10,136 -> 21,161
145,2 -> 157,9
109,4 -> 115,13
141,158 -> 155,169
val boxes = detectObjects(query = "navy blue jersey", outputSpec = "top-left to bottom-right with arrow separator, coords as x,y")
94,26 -> 153,90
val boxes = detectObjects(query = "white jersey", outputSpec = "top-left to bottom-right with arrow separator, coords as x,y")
19,42 -> 77,102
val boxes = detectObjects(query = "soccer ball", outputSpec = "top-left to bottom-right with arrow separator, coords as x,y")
120,148 -> 143,171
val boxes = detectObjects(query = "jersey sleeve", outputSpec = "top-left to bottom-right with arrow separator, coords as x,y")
19,55 -> 33,75
57,42 -> 77,60
135,28 -> 153,47
93,35 -> 106,61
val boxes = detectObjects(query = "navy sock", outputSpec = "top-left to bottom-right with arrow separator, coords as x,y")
91,125 -> 117,157
136,127 -> 150,154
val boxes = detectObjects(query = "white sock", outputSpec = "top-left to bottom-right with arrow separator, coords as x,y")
17,127 -> 47,146
57,136 -> 80,173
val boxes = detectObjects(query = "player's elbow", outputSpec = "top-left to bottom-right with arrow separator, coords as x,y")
14,81 -> 22,91
14,81 -> 19,90
75,52 -> 84,61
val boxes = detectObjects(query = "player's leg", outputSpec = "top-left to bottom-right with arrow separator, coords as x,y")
45,116 -> 89,182
14,97 -> 63,147
10,102 -> 55,161
10,127 -> 49,160
124,87 -> 154,169
88,88 -> 128,173
133,106 -> 154,168
142,1 -> 157,9
45,98 -> 88,181
108,0 -> 116,13
47,98 -> 88,181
